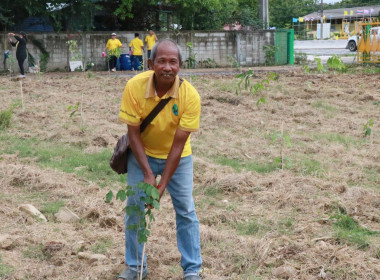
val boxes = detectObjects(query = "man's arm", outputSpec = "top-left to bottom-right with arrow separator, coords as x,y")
127,124 -> 156,186
157,128 -> 190,198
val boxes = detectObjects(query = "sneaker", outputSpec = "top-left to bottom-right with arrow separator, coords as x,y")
112,68 -> 116,72
18,74 -> 25,78
118,268 -> 148,280
184,276 -> 201,280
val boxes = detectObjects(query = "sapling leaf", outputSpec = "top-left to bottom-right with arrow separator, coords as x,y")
256,96 -> 266,105
145,187 -> 152,197
116,190 -> 127,201
152,200 -> 160,210
105,190 -> 113,203
284,135 -> 292,147
127,224 -> 139,231
126,189 -> 135,196
151,188 -> 160,200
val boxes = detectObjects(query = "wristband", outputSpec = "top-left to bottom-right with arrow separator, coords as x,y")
156,184 -> 161,189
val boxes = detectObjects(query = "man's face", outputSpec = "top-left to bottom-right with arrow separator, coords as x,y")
149,43 -> 181,86
149,30 -> 153,36
112,35 -> 116,39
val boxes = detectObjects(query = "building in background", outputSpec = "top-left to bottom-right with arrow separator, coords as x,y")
294,5 -> 380,39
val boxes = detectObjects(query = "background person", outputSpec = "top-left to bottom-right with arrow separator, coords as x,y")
118,39 -> 202,280
104,32 -> 122,72
129,33 -> 144,70
144,30 -> 158,59
8,31 -> 27,77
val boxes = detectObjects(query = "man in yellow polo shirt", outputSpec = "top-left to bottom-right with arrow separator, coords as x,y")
104,32 -> 122,72
118,39 -> 202,280
144,30 -> 158,59
129,32 -> 144,70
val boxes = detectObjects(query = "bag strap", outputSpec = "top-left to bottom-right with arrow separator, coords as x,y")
140,97 -> 172,133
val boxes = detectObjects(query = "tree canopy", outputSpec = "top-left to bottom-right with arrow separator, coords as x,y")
1,0 -> 377,32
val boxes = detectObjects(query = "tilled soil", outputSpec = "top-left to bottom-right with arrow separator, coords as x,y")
0,67 -> 379,280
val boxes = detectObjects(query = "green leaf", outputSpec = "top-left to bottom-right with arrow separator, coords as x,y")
152,200 -> 160,210
144,197 -> 153,204
256,96 -> 266,105
151,188 -> 160,200
126,205 -> 140,215
284,135 -> 291,147
116,190 -> 127,201
126,189 -> 135,196
67,105 -> 73,111
145,186 -> 152,197
127,224 -> 138,231
365,128 -> 371,137
105,190 -> 113,203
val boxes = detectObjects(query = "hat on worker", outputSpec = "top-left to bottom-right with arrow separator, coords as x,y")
111,33 -> 116,36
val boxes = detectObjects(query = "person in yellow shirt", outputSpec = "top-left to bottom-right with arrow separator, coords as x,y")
118,39 -> 202,280
104,33 -> 122,72
144,30 -> 158,59
129,33 -> 144,70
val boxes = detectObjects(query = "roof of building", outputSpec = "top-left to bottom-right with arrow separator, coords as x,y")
303,5 -> 380,21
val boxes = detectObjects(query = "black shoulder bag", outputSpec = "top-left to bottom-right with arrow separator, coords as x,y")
110,97 -> 172,174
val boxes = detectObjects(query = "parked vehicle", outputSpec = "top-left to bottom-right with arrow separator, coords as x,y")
346,26 -> 380,52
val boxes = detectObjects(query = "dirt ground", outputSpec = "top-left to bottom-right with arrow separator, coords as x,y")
0,67 -> 379,280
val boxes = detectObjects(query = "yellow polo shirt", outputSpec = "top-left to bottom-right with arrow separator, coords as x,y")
145,35 -> 156,50
129,38 -> 144,56
119,71 -> 201,159
106,38 -> 122,53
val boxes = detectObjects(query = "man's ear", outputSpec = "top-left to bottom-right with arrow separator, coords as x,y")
148,59 -> 154,69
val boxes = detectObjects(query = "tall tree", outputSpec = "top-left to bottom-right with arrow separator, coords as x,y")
269,0 -> 319,28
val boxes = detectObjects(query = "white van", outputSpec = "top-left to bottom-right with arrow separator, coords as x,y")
346,26 -> 380,52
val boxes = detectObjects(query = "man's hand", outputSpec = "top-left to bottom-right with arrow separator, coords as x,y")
143,172 -> 156,187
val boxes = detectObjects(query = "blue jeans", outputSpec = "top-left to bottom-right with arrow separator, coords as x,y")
125,152 -> 202,277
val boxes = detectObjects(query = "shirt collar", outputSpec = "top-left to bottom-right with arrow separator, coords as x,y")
145,71 -> 179,99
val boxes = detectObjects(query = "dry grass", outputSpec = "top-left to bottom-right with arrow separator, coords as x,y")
0,69 -> 379,280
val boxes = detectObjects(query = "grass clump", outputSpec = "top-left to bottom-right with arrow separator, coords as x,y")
0,105 -> 15,130
311,100 -> 338,113
0,134 -> 125,187
0,254 -> 14,278
23,244 -> 51,261
296,157 -> 325,177
236,221 -> 262,235
313,132 -> 362,147
213,156 -> 280,173
91,238 -> 113,254
41,200 -> 65,220
330,213 -> 377,249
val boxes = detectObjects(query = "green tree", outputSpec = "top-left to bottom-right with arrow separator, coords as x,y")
0,0 -> 100,32
269,0 -> 318,28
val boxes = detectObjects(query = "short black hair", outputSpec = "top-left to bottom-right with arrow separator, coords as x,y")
135,33 -> 139,37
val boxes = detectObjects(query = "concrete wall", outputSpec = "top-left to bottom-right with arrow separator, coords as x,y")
0,30 -> 275,71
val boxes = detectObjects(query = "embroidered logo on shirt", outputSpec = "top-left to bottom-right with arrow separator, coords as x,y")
172,104 -> 178,116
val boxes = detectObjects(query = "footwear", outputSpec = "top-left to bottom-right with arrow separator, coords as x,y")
18,74 -> 25,78
118,268 -> 148,280
184,276 -> 201,280
112,68 -> 116,72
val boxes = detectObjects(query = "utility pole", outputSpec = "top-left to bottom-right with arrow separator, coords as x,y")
320,0 -> 324,39
259,0 -> 269,29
